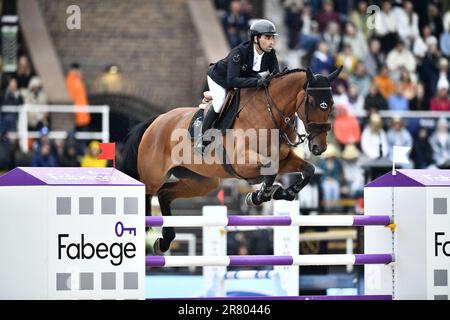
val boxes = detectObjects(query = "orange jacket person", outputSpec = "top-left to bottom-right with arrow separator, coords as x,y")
66,63 -> 91,130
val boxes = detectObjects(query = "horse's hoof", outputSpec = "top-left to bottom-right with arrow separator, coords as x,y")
153,238 -> 170,255
153,238 -> 163,255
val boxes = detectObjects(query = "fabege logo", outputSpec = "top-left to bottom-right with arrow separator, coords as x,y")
58,234 -> 136,266
435,232 -> 450,256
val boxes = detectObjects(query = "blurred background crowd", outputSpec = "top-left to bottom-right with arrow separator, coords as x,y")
1,0 -> 450,213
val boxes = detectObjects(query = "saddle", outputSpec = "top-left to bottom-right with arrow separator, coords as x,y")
188,89 -> 240,141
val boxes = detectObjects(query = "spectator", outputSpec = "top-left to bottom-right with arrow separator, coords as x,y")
222,0 -> 248,48
374,65 -> 395,99
435,58 -> 450,94
322,21 -> 341,57
398,68 -> 418,103
315,0 -> 340,33
440,22 -> 450,58
388,85 -> 409,111
59,143 -> 81,167
413,25 -> 434,59
348,61 -> 371,99
397,1 -> 420,49
429,117 -> 450,167
317,144 -> 342,211
335,43 -> 357,75
1,78 -> 23,131
80,140 -> 107,168
13,55 -> 34,90
342,21 -> 368,61
365,38 -> 384,77
419,37 -> 441,99
340,143 -> 364,199
430,81 -> 450,111
333,82 -> 349,111
214,0 -> 232,18
361,113 -> 389,159
374,0 -> 398,54
310,41 -> 334,74
444,10 -> 450,33
347,84 -> 364,113
426,3 -> 443,38
0,128 -> 15,172
298,19 -> 321,54
349,0 -> 372,40
283,0 -> 302,50
409,83 -> 428,110
32,126 -> 58,158
23,76 -> 48,131
410,126 -> 433,169
364,85 -> 388,113
386,116 -> 413,161
386,40 -> 416,74
31,142 -> 58,167
66,63 -> 91,132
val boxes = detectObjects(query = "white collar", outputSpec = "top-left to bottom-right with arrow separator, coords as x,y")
253,44 -> 264,59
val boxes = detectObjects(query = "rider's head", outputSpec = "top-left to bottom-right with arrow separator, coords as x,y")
249,19 -> 278,53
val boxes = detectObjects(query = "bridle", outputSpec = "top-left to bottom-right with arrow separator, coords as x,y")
263,79 -> 332,147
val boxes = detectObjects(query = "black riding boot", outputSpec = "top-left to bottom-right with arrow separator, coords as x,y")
194,107 -> 220,155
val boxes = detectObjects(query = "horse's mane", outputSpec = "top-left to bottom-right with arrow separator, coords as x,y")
270,68 -> 306,80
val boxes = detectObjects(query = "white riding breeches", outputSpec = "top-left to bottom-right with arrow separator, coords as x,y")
207,76 -> 227,113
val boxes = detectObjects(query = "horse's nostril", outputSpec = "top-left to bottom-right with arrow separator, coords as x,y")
312,145 -> 319,155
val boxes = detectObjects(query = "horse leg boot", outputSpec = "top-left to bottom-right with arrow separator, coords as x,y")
154,182 -> 177,254
194,107 -> 220,155
245,174 -> 280,206
273,149 -> 316,201
273,163 -> 315,201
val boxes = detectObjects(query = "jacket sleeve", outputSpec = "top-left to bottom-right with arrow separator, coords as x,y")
226,49 -> 259,89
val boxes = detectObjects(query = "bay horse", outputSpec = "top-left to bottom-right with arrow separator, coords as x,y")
121,66 -> 342,254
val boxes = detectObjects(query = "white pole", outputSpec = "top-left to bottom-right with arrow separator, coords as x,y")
273,200 -> 300,296
202,206 -> 227,297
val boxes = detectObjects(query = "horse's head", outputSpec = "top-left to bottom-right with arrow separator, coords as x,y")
303,66 -> 342,156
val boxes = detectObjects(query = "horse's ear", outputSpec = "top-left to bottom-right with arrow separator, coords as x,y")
306,67 -> 315,82
328,65 -> 343,83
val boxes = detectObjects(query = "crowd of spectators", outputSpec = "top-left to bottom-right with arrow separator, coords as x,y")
0,53 -> 105,174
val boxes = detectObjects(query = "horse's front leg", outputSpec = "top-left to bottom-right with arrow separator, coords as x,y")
245,174 -> 279,206
272,150 -> 315,201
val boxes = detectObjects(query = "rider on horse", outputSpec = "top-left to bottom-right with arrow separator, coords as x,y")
195,19 -> 281,154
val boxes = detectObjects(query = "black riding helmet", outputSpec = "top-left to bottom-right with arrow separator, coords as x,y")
248,19 -> 278,40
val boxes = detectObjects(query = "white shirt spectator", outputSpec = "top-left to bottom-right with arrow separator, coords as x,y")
444,11 -> 450,33
413,37 -> 428,58
386,46 -> 416,72
397,10 -> 420,47
361,126 -> 389,159
374,10 -> 397,36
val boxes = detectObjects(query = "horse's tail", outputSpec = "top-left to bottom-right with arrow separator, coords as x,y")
119,115 -> 158,181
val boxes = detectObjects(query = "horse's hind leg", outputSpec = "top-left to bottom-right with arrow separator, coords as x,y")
154,176 -> 220,254
273,150 -> 315,201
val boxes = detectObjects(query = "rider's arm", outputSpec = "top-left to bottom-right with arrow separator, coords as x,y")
226,50 -> 258,89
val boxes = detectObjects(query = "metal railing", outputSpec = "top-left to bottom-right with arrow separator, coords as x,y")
1,104 -> 110,152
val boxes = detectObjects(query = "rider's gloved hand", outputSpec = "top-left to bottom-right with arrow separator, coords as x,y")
257,78 -> 269,88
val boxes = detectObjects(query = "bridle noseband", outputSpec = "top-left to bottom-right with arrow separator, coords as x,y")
263,81 -> 332,147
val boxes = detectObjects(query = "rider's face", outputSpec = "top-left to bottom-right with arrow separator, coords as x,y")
256,35 -> 275,52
